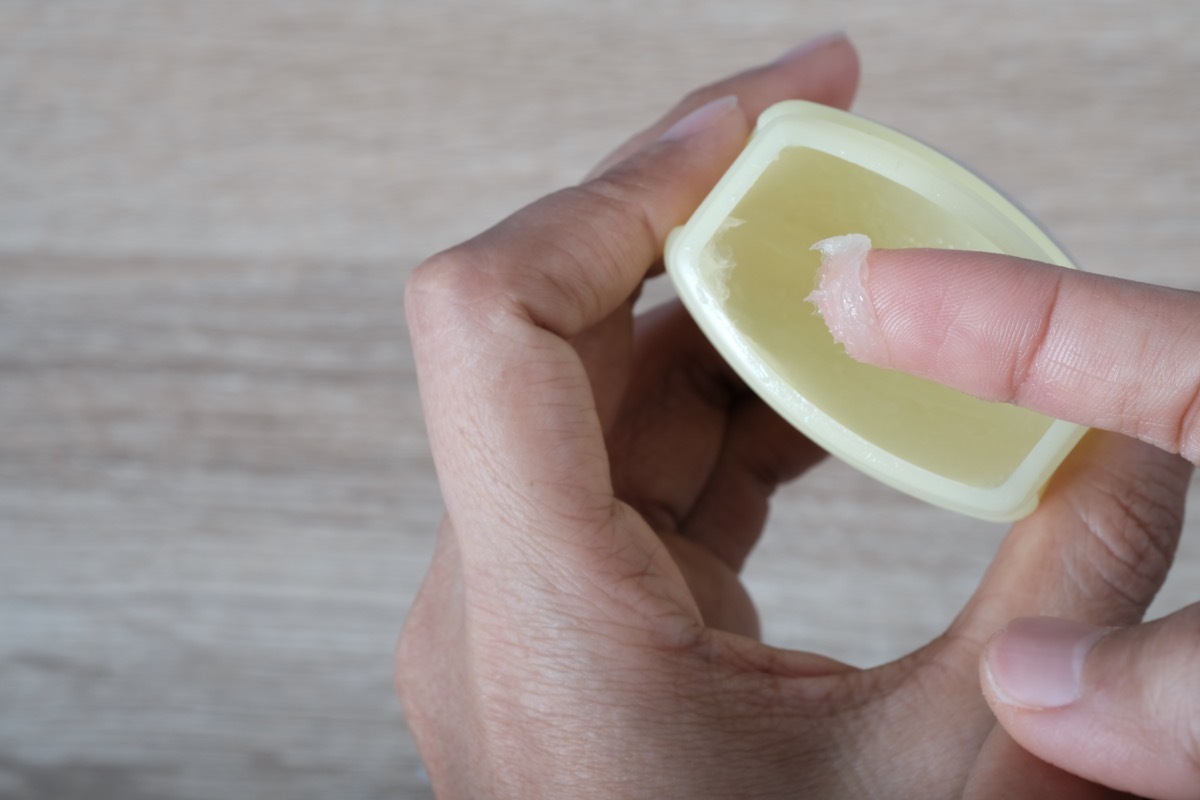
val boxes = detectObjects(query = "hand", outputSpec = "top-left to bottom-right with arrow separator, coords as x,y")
811,244 -> 1200,798
399,35 -> 1191,798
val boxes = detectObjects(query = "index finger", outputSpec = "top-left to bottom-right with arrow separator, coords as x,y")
810,243 -> 1200,463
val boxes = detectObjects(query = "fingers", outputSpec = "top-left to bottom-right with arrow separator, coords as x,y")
606,301 -> 745,534
408,96 -> 749,581
681,398 -> 825,571
409,36 -> 863,579
810,244 -> 1200,463
981,608 -> 1200,800
586,32 -> 859,178
606,302 -> 825,561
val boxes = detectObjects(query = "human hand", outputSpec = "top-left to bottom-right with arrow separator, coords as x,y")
399,35 -> 1190,798
811,243 -> 1200,798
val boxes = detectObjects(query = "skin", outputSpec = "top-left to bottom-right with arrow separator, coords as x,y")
399,35 -> 1191,799
816,245 -> 1200,799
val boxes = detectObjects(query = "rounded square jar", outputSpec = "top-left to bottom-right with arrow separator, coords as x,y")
664,100 -> 1086,522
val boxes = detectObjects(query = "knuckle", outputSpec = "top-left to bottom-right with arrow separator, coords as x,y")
1071,465 -> 1183,610
410,179 -> 657,341
537,180 -> 655,325
404,244 -> 494,336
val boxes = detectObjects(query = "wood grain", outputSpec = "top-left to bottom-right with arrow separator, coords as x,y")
2,2 -> 1198,798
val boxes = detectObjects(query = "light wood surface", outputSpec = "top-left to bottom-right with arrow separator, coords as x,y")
3,2 -> 1199,798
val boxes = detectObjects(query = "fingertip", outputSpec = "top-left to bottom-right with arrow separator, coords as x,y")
981,617 -> 1108,711
771,31 -> 850,66
770,31 -> 861,111
587,31 -> 860,179
983,610 -> 1200,799
808,233 -> 890,364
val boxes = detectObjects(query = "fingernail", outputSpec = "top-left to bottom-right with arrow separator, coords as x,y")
658,94 -> 740,142
806,233 -> 887,362
984,617 -> 1109,710
773,31 -> 849,65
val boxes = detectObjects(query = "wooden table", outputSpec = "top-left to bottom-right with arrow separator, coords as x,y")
3,2 -> 1198,797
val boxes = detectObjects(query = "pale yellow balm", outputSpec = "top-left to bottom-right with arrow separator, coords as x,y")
664,100 -> 1085,521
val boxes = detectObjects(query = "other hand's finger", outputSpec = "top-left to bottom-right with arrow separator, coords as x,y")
810,244 -> 1200,463
606,301 -> 824,565
982,607 -> 1200,799
407,96 -> 750,622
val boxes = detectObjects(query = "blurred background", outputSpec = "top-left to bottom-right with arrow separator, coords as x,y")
2,1 -> 1198,798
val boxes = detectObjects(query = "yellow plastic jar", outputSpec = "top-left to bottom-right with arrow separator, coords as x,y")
664,100 -> 1085,521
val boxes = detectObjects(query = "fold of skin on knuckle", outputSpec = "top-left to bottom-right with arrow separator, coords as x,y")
983,266 -> 1120,422
1060,454 -> 1186,617
1174,379 -> 1200,465
1152,316 -> 1200,462
1003,270 -> 1063,408
407,221 -> 594,347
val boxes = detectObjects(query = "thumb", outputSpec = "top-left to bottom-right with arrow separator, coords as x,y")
981,612 -> 1200,800
808,238 -> 1200,464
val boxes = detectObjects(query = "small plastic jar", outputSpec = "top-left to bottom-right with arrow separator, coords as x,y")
664,100 -> 1085,521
